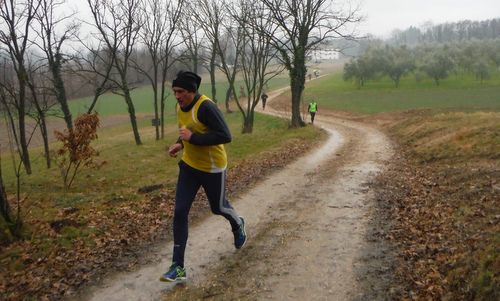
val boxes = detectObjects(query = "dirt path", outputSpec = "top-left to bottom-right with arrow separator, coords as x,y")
79,90 -> 394,300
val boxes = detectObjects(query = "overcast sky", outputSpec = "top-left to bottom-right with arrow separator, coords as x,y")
358,0 -> 500,38
69,0 -> 500,40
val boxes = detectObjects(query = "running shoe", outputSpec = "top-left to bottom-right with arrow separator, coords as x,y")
160,262 -> 186,282
233,217 -> 247,249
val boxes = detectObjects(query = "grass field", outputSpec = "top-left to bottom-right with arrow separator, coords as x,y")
1,112 -> 317,202
68,76 -> 291,117
301,70 -> 500,114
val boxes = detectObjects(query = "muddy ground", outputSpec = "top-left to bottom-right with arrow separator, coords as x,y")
78,92 -> 397,300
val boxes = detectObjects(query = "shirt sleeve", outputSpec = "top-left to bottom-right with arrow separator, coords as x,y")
189,100 -> 232,146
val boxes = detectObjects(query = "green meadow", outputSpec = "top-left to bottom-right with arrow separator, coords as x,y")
301,70 -> 500,114
68,77 -> 291,117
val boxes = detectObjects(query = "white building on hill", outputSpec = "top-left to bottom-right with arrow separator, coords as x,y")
309,48 -> 340,62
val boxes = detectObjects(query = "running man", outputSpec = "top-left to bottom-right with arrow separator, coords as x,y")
308,100 -> 318,124
161,71 -> 247,282
261,92 -> 268,110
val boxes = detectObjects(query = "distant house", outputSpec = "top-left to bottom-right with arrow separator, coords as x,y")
309,48 -> 340,62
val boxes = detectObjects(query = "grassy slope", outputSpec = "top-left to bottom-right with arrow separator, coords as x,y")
381,111 -> 499,300
1,112 -> 319,215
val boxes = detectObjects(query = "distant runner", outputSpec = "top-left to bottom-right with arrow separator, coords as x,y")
308,100 -> 318,124
261,92 -> 268,110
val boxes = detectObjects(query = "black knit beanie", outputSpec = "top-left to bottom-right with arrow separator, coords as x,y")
172,71 -> 202,92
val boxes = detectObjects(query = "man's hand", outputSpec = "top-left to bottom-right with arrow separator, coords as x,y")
179,127 -> 192,141
168,143 -> 183,157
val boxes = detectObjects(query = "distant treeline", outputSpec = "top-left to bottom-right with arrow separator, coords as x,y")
343,39 -> 500,87
330,18 -> 500,58
389,18 -> 500,46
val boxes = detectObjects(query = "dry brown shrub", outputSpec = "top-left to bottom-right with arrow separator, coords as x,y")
53,113 -> 100,189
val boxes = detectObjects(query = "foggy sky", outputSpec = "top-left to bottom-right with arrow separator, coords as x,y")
358,0 -> 500,38
70,0 -> 500,39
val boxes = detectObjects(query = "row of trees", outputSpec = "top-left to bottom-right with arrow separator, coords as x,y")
0,0 -> 359,239
343,38 -> 500,87
389,18 -> 500,46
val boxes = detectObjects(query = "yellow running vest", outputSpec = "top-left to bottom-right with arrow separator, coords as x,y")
177,95 -> 227,173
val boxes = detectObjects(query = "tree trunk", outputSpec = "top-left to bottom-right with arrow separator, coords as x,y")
153,81 -> 160,141
210,48 -> 217,103
0,155 -> 20,238
160,68 -> 168,139
17,69 -> 32,175
225,87 -> 233,113
192,54 -> 198,74
160,84 -> 166,139
51,62 -> 73,131
28,79 -> 51,169
225,71 -> 238,113
209,66 -> 217,103
123,85 -> 142,145
0,162 -> 13,225
242,110 -> 254,134
289,65 -> 306,128
39,113 -> 51,169
87,86 -> 104,114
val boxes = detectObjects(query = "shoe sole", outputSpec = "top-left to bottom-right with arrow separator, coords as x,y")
159,276 -> 187,282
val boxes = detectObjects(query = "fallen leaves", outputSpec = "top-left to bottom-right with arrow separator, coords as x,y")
0,136 -> 316,300
372,151 -> 499,300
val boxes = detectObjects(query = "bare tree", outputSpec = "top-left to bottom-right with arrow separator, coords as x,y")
33,0 -> 78,131
0,59 -> 24,162
0,0 -> 41,174
178,5 -> 205,74
87,0 -> 143,145
70,42 -> 116,114
261,0 -> 360,127
231,0 -> 282,133
25,58 -> 57,168
134,0 -> 184,140
0,66 -> 39,238
194,0 -> 244,113
220,21 -> 245,114
193,0 -> 225,105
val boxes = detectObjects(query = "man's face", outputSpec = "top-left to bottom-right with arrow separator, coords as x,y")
173,87 -> 195,109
